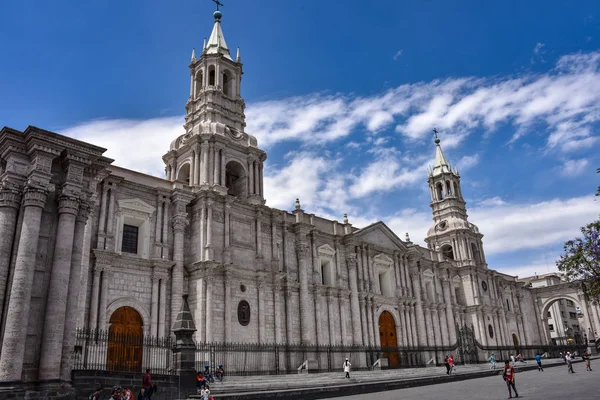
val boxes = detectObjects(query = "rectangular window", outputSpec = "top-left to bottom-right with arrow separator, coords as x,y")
548,324 -> 554,331
561,311 -> 565,318
506,299 -> 510,311
547,311 -> 551,318
569,312 -> 577,319
121,224 -> 139,254
320,260 -> 334,286
566,300 -> 574,307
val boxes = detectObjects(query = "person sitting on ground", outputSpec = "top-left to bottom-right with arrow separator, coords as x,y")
110,386 -> 123,400
88,387 -> 103,400
216,364 -> 225,382
203,385 -> 211,400
197,371 -> 207,392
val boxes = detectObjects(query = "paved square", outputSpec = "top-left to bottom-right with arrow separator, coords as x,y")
329,363 -> 597,400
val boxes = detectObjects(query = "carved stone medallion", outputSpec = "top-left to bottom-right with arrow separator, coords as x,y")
237,300 -> 251,326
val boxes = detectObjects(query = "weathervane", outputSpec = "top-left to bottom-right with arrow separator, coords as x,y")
212,0 -> 224,10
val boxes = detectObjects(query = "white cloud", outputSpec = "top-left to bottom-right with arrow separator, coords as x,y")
560,158 -> 589,176
393,50 -> 403,60
477,196 -> 506,207
456,154 -> 479,172
61,117 -> 183,177
471,195 -> 599,255
531,42 -> 546,64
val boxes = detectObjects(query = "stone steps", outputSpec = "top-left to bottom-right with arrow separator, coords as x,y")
188,358 -> 570,398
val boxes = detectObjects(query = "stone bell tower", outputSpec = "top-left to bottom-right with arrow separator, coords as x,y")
162,8 -> 266,205
424,132 -> 487,268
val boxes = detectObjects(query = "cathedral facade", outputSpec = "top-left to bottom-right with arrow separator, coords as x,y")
0,9 -> 598,387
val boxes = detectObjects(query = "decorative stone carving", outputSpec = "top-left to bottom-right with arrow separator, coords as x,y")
345,253 -> 357,266
0,180 -> 22,209
66,164 -> 84,184
261,222 -> 271,234
172,215 -> 189,234
295,242 -> 310,258
213,210 -> 224,223
57,192 -> 80,215
22,179 -> 49,208
237,300 -> 251,326
32,155 -> 52,174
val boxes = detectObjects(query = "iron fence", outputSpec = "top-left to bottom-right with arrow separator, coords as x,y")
72,328 -> 175,374
193,341 -> 458,376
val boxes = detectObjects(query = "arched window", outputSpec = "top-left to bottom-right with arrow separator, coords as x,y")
195,70 -> 204,97
176,163 -> 191,185
222,70 -> 232,96
209,66 -> 216,86
436,182 -> 444,200
446,180 -> 452,196
471,242 -> 481,264
441,244 -> 454,260
225,160 -> 246,197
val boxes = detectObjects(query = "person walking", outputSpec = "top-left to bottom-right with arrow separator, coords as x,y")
142,368 -> 153,399
444,355 -> 451,375
448,354 -> 456,374
582,351 -> 592,371
489,353 -> 496,370
502,360 -> 519,398
343,358 -> 351,379
535,353 -> 544,371
566,352 -> 575,373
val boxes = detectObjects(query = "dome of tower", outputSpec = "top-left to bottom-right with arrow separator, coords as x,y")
213,10 -> 222,20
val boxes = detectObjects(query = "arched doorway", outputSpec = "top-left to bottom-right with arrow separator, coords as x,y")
225,160 -> 247,197
512,333 -> 519,347
107,306 -> 143,372
379,311 -> 400,367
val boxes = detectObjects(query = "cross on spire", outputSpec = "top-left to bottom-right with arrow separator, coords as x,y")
433,128 -> 439,139
212,0 -> 224,10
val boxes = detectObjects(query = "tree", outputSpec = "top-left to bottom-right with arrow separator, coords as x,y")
557,220 -> 600,301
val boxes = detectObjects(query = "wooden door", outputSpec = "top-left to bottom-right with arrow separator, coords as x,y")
107,306 -> 143,372
379,311 -> 400,367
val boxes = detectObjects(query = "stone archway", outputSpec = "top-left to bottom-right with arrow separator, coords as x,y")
379,311 -> 400,367
107,306 -> 144,372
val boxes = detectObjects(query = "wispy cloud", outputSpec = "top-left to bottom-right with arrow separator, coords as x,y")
393,49 -> 403,60
560,158 -> 589,176
531,42 -> 547,64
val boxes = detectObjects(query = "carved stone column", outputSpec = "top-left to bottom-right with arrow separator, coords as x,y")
409,266 -> 427,346
170,193 -> 190,332
205,200 -> 213,260
258,281 -> 265,343
0,180 -> 22,325
366,297 -> 374,345
200,142 -> 209,184
39,188 -> 81,380
159,277 -> 167,337
346,253 -> 362,345
313,287 -> 322,345
442,277 -> 457,345
151,274 -> 160,336
0,178 -> 49,381
224,273 -> 231,343
247,158 -> 254,195
98,266 -> 109,328
220,148 -> 226,187
359,296 -> 368,346
371,298 -> 380,347
295,232 -> 313,344
60,199 -> 91,380
213,145 -> 220,185
273,283 -> 282,344
337,291 -> 347,345
88,266 -> 101,330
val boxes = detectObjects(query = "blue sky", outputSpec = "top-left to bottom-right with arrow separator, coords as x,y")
1,0 -> 600,277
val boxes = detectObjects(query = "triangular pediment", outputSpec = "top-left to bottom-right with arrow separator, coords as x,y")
117,198 -> 156,214
351,221 -> 407,251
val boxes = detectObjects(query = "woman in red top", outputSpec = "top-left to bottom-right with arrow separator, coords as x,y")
502,360 -> 519,398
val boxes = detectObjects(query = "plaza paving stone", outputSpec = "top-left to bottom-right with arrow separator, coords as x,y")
328,359 -> 597,400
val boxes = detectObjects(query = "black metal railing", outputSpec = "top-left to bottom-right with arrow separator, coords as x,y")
72,328 -> 175,374
193,342 -> 459,376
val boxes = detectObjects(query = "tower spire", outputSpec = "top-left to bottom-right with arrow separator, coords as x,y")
431,128 -> 451,176
206,6 -> 232,60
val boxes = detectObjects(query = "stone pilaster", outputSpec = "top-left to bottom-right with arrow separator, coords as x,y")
442,276 -> 457,345
151,274 -> 160,336
39,187 -> 81,380
273,282 -> 282,344
257,281 -> 265,343
0,178 -> 49,381
224,273 -> 232,343
159,277 -> 168,337
0,180 -> 22,326
409,266 -> 427,346
60,199 -> 91,381
346,253 -> 362,345
295,232 -> 313,344
88,267 -> 101,330
170,192 -> 192,334
359,295 -> 368,346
